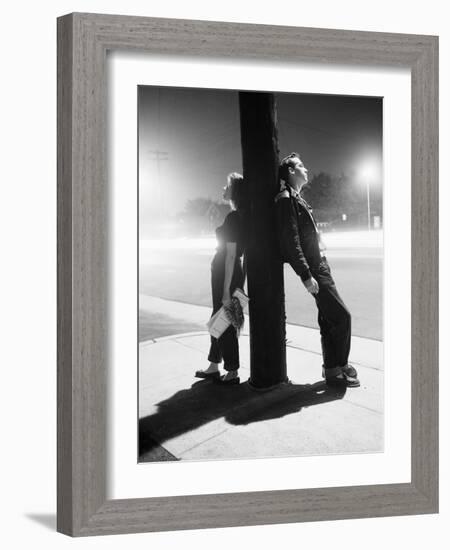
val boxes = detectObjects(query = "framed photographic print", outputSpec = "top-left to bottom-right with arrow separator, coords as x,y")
57,13 -> 438,536
137,85 -> 384,464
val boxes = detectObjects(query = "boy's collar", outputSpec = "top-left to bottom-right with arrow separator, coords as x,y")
280,181 -> 302,200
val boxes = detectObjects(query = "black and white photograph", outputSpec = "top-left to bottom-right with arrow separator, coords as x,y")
1,0 -> 443,544
138,85 -> 383,463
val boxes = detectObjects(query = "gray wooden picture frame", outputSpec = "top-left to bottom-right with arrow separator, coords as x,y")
57,12 -> 439,537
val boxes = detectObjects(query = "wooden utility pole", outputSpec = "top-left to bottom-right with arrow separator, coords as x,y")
239,92 -> 287,389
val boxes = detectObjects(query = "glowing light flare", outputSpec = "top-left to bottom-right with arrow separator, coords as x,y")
357,158 -> 381,185
357,156 -> 381,231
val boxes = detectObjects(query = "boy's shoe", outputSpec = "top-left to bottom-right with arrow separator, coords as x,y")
323,364 -> 360,388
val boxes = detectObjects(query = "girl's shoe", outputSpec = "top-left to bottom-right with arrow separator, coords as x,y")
195,369 -> 220,380
217,372 -> 240,385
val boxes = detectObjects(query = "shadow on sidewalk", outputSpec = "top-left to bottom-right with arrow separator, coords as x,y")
139,379 -> 346,459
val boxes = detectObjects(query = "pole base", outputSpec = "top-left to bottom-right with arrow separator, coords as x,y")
246,377 -> 291,393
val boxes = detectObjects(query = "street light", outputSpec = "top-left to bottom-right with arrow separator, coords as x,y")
359,161 -> 378,231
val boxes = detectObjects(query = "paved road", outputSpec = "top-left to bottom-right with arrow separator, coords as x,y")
139,241 -> 382,341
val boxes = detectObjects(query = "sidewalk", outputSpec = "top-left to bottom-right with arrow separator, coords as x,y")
139,295 -> 383,462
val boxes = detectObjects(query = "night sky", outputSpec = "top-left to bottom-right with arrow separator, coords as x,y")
138,86 -> 382,221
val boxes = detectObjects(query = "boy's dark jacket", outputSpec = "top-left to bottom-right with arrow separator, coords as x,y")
275,184 -> 323,282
